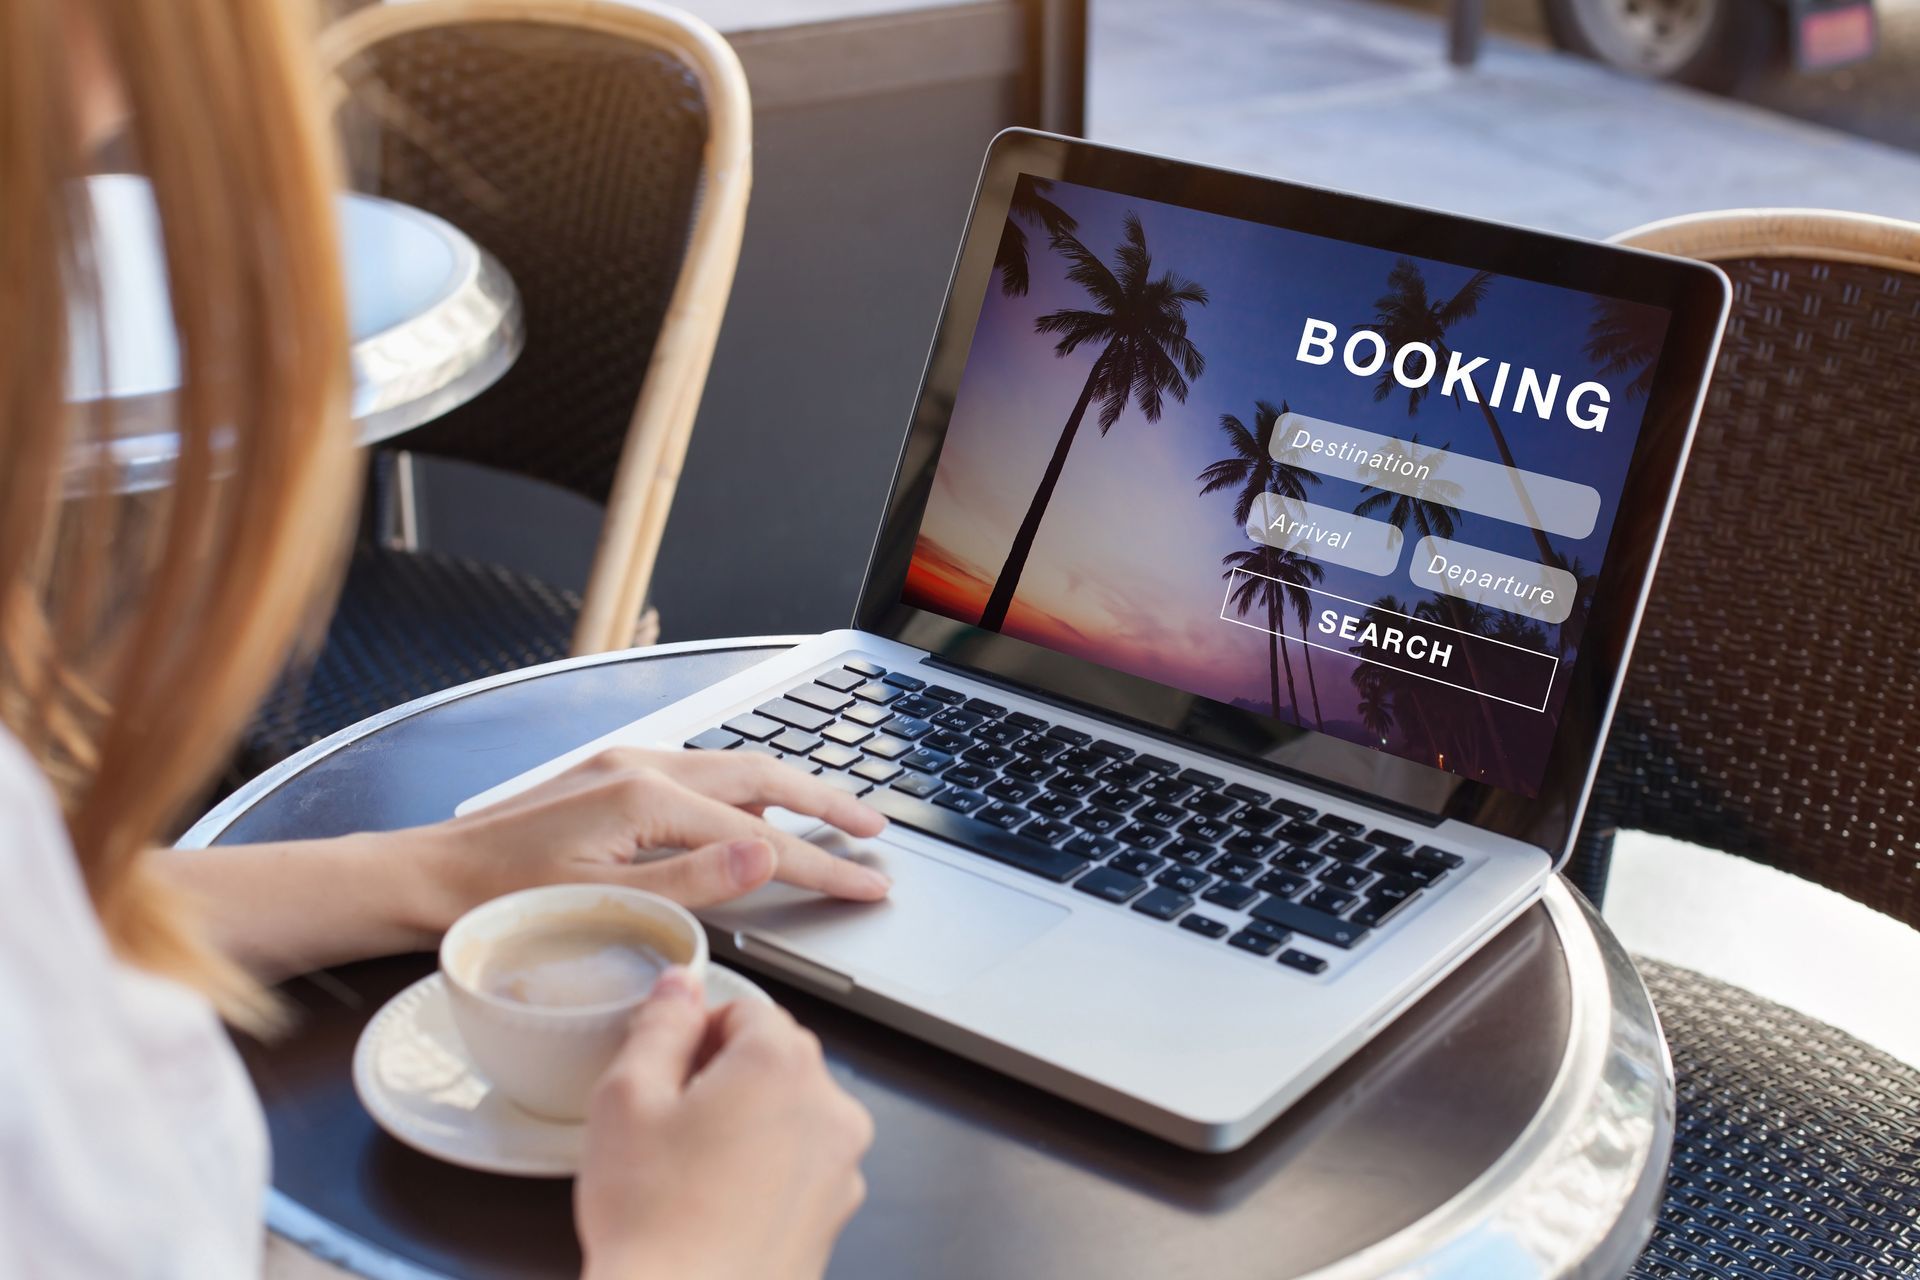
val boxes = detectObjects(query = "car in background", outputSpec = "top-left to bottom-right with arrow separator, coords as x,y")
1541,0 -> 1877,87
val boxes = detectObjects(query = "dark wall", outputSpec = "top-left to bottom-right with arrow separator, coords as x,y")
421,2 -> 1077,642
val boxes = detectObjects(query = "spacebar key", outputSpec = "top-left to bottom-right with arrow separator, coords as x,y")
1250,898 -> 1371,949
864,789 -> 1089,883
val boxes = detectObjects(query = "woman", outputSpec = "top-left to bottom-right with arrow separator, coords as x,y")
1,2 -> 888,1276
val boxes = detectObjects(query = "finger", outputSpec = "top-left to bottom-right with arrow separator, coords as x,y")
622,837 -> 776,908
597,967 -> 708,1109
675,753 -> 888,839
656,787 -> 892,902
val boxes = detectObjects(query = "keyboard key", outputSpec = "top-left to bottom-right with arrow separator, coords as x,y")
1323,836 -> 1376,862
963,697 -> 1006,718
1046,724 -> 1092,747
788,683 -> 854,713
863,734 -> 914,761
1185,790 -> 1240,820
811,744 -> 863,769
1063,832 -> 1118,860
723,712 -> 783,741
1139,776 -> 1194,804
881,670 -> 926,691
1319,863 -> 1374,893
923,684 -> 966,705
1156,866 -> 1210,895
1115,825 -> 1172,852
1109,850 -> 1165,877
1228,929 -> 1282,957
1030,792 -> 1081,819
815,668 -> 866,692
843,704 -> 893,728
1089,738 -> 1134,759
1050,773 -> 1102,799
1208,853 -> 1262,882
1224,832 -> 1278,860
1274,848 -> 1326,875
933,788 -> 987,815
1244,919 -> 1290,944
1303,885 -> 1358,915
1100,763 -> 1153,789
1250,898 -> 1370,949
1022,816 -> 1075,846
888,716 -> 934,741
1073,867 -> 1146,904
1090,786 -> 1143,813
1072,807 -> 1127,836
1351,892 -> 1419,929
817,770 -> 871,795
943,764 -> 994,791
737,741 -> 782,760
1278,949 -> 1328,975
974,721 -> 1026,747
1004,757 -> 1058,784
987,778 -> 1039,804
770,729 -> 823,755
931,707 -> 986,732
1413,844 -> 1466,870
1368,829 -> 1415,852
1178,816 -> 1234,844
977,801 -> 1029,831
893,694 -> 941,719
890,772 -> 943,799
1225,782 -> 1270,805
1163,841 -> 1214,867
822,721 -> 874,747
1004,711 -> 1048,733
964,743 -> 1016,769
900,747 -> 952,773
1018,735 -> 1070,762
1279,821 -> 1330,846
1177,768 -> 1223,791
1255,870 -> 1309,898
852,681 -> 901,705
1203,881 -> 1258,910
1320,814 -> 1366,836
843,659 -> 886,678
1370,874 -> 1420,903
1131,888 -> 1192,921
1056,748 -> 1105,773
851,758 -> 903,785
685,728 -> 740,751
756,699 -> 833,733
1179,913 -> 1229,939
1233,807 -> 1287,836
1371,853 -> 1447,885
924,730 -> 972,755
1269,797 -> 1317,820
1136,802 -> 1186,829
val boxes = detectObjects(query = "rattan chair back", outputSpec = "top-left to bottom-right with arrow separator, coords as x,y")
1568,210 -> 1920,931
319,1 -> 750,651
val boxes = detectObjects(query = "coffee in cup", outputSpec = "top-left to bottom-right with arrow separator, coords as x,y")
440,884 -> 709,1121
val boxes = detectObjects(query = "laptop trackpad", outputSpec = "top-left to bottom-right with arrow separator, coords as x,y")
713,827 -> 1070,997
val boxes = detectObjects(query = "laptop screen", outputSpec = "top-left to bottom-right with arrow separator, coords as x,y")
896,172 -> 1672,800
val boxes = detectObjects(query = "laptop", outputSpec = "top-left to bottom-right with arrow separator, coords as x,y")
461,130 -> 1730,1152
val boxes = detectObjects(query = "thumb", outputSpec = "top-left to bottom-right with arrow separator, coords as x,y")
627,837 -> 776,908
600,966 -> 709,1109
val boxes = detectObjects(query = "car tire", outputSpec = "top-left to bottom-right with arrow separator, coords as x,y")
1541,0 -> 1778,90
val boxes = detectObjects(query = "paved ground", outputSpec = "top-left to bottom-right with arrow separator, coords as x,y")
1089,0 -> 1920,238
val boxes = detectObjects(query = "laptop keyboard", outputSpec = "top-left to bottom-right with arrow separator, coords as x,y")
684,657 -> 1470,976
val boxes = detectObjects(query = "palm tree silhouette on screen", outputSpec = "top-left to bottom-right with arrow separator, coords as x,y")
979,214 -> 1208,631
1198,400 -> 1328,727
1365,259 -> 1558,564
1584,297 -> 1664,402
993,177 -> 1079,298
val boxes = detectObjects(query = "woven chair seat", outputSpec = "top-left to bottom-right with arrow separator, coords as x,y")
244,544 -> 580,772
1631,958 -> 1920,1278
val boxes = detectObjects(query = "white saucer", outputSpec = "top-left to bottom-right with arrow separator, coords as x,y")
353,965 -> 771,1178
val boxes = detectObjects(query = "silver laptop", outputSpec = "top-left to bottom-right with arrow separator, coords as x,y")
462,131 -> 1730,1152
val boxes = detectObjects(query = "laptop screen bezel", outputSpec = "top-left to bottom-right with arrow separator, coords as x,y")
851,129 -> 1729,859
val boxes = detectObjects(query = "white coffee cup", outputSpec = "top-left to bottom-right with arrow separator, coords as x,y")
440,883 -> 709,1122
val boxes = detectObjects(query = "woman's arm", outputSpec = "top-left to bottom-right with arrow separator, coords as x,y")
154,749 -> 889,980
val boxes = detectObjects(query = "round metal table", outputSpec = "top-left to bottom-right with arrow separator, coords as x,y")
67,173 -> 521,493
181,638 -> 1674,1280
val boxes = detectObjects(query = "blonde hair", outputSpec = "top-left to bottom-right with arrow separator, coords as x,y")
0,0 -> 357,1027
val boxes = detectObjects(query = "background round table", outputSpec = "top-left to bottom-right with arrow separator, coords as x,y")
67,173 -> 521,493
181,638 -> 1675,1280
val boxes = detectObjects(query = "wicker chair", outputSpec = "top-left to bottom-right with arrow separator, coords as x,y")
245,0 -> 750,770
1569,210 -> 1920,1279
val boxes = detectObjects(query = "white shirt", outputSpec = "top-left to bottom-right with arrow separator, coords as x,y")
0,727 -> 267,1279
